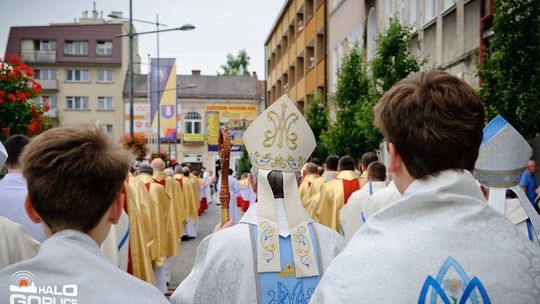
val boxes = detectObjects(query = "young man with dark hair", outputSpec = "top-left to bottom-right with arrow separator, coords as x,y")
0,134 -> 45,242
312,70 -> 540,303
322,155 -> 339,182
316,156 -> 362,232
340,161 -> 388,243
0,124 -> 168,303
359,152 -> 378,185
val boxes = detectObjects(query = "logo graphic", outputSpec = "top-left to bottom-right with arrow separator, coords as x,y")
418,257 -> 491,304
9,270 -> 78,304
9,271 -> 37,293
161,105 -> 174,119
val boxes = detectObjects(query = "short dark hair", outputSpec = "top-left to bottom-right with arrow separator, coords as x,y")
4,134 -> 30,168
367,161 -> 386,181
374,70 -> 484,179
305,162 -> 318,175
325,155 -> 339,171
21,124 -> 132,233
267,170 -> 284,199
338,156 -> 355,171
361,152 -> 378,170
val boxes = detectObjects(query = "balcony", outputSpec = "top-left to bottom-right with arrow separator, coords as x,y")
21,50 -> 56,63
38,79 -> 58,91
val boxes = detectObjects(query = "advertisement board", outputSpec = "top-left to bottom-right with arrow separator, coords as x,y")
205,104 -> 258,152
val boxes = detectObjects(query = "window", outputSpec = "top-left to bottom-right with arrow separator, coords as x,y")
97,69 -> 113,82
99,124 -> 113,134
34,69 -> 56,80
96,41 -> 113,56
64,40 -> 88,55
36,95 -> 58,117
97,97 -> 113,110
66,69 -> 89,82
410,0 -> 419,29
66,96 -> 89,110
34,40 -> 56,51
185,112 -> 202,134
444,0 -> 455,10
424,0 -> 437,23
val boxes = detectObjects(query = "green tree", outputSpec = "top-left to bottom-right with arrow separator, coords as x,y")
321,42 -> 371,160
305,93 -> 328,164
219,49 -> 251,76
357,18 -> 424,152
478,0 -> 540,139
237,145 -> 252,174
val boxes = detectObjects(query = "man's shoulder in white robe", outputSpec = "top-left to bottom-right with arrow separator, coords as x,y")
171,202 -> 344,304
312,170 -> 540,303
0,216 -> 40,269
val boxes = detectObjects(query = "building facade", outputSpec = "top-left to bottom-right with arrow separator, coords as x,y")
4,9 -> 139,138
265,0 -> 327,112
328,0 -> 485,90
126,70 -> 264,178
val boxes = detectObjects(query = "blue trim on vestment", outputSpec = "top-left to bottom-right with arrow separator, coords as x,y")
118,223 -> 130,251
481,115 -> 507,145
527,219 -> 534,242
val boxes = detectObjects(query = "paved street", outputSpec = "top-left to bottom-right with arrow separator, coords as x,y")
169,196 -> 244,289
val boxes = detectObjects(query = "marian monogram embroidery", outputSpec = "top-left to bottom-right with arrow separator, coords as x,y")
267,280 -> 314,304
263,103 -> 299,150
418,257 -> 491,304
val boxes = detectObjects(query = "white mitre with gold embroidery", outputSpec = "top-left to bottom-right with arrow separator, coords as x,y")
243,94 -> 318,277
474,115 -> 540,243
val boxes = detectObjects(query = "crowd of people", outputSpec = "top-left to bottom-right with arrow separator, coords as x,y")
1,70 -> 540,303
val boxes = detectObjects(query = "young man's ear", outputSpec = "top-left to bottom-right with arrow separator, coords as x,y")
25,195 -> 42,224
387,142 -> 401,174
109,193 -> 125,225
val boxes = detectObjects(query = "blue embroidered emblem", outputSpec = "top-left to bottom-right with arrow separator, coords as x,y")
418,257 -> 491,304
266,280 -> 314,304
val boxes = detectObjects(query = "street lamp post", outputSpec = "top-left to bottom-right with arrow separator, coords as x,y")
108,8 -> 195,142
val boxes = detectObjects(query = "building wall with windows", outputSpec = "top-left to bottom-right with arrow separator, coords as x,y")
327,0 -> 483,92
265,0 -> 327,113
4,10 -> 140,138
126,71 -> 264,177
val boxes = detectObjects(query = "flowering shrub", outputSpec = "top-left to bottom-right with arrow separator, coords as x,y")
0,55 -> 46,141
121,133 -> 149,160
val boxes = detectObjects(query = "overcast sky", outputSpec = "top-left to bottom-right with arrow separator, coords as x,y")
0,0 -> 285,77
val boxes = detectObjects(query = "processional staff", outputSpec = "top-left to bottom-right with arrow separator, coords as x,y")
218,126 -> 231,226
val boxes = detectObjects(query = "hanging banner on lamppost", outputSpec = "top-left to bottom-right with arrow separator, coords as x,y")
150,58 -> 177,141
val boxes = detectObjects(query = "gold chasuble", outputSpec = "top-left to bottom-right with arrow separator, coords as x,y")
189,174 -> 201,217
123,179 -> 157,286
175,174 -> 198,223
299,174 -> 324,210
153,171 -> 182,258
128,177 -> 158,263
136,174 -> 170,268
316,170 -> 361,232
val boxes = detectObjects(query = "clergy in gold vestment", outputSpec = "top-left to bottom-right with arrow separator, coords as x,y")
152,159 -> 182,258
299,162 -> 325,211
123,177 -> 157,286
315,156 -> 362,232
174,166 -> 199,237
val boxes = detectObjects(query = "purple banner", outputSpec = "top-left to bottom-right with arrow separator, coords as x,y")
149,58 -> 175,122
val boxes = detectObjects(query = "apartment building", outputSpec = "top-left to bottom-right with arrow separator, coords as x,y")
4,9 -> 140,138
328,0 -> 485,89
265,0 -> 327,112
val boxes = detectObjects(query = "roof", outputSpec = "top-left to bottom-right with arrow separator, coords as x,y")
126,73 -> 261,100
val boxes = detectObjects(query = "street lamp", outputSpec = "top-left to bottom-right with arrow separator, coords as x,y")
108,6 -> 195,140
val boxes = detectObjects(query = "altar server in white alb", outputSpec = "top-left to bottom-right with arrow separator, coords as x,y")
339,161 -> 387,243
311,70 -> 540,303
0,125 -> 168,303
475,115 -> 540,243
171,95 -> 344,304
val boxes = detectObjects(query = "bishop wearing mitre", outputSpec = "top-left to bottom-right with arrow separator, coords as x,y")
171,95 -> 343,303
